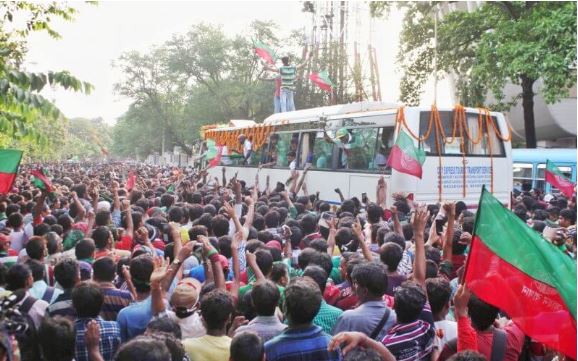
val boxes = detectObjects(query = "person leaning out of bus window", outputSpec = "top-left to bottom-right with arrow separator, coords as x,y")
324,128 -> 365,169
238,134 -> 252,165
373,144 -> 388,170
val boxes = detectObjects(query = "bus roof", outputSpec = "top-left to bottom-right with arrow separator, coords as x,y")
263,101 -> 400,125
512,148 -> 577,164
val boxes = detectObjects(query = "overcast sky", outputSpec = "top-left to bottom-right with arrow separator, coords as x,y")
24,1 -> 450,125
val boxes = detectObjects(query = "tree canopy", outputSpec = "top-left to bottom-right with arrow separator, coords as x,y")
0,2 -> 94,160
376,1 -> 576,148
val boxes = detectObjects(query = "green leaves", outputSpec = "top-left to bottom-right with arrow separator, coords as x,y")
0,2 -> 94,156
397,1 -> 576,110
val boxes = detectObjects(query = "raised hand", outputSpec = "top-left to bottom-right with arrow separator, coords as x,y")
150,257 -> 170,285
453,284 -> 471,318
224,201 -> 236,218
443,202 -> 456,218
412,205 -> 429,236
245,250 -> 256,266
351,217 -> 363,237
121,199 -> 130,211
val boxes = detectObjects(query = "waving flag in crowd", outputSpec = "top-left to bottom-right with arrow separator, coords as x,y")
0,149 -> 23,194
253,39 -> 277,65
545,159 -> 575,198
309,70 -> 334,92
386,129 -> 426,179
125,171 -> 136,192
30,168 -> 53,192
465,187 -> 577,359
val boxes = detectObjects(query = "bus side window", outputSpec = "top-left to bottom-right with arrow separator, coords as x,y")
274,132 -> 299,168
466,114 -> 505,156
298,132 -> 313,168
419,111 -> 505,156
513,163 -> 534,190
346,128 -> 378,170
251,142 -> 267,166
305,131 -> 333,169
419,111 -> 465,155
373,127 -> 395,173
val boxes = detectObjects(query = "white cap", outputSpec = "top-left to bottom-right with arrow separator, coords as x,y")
97,201 -> 111,212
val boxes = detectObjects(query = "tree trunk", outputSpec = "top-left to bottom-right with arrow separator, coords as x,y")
520,75 -> 537,148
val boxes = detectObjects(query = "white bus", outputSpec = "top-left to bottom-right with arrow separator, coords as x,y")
201,101 -> 513,209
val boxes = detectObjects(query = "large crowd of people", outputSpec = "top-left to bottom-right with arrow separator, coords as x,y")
0,161 -> 575,361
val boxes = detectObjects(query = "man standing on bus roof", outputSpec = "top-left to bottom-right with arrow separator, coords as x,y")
239,134 -> 252,164
265,53 -> 310,113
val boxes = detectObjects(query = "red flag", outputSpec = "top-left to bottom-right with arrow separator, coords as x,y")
465,188 -> 576,359
30,169 -> 53,192
126,172 -> 136,192
208,146 -> 223,168
386,129 -> 426,179
309,71 -> 334,92
0,149 -> 22,194
545,160 -> 575,198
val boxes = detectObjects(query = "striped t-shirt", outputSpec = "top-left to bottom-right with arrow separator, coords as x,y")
382,320 -> 435,361
279,66 -> 297,90
100,286 -> 133,321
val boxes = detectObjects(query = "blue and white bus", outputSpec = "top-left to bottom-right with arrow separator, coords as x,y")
512,148 -> 577,194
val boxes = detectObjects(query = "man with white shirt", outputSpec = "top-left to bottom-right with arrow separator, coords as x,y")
238,134 -> 252,165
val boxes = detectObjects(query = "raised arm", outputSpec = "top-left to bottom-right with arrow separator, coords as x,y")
390,206 -> 403,237
221,167 -> 227,190
295,164 -> 311,194
265,175 -> 271,197
442,202 -> 456,264
376,176 -> 387,208
335,188 -> 345,203
89,184 -> 99,214
200,235 -> 226,290
352,217 -> 372,262
229,230 -> 244,300
111,180 -> 120,211
150,258 -> 170,315
243,194 -> 256,231
121,199 -> 133,239
71,191 -> 86,221
326,218 -> 337,256
246,251 -> 265,282
412,206 -> 429,288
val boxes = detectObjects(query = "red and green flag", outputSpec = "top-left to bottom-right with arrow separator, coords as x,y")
0,149 -> 23,194
125,171 -> 136,192
253,39 -> 277,65
465,187 -> 577,359
30,168 -> 53,192
386,129 -> 426,179
545,160 -> 575,198
309,70 -> 334,92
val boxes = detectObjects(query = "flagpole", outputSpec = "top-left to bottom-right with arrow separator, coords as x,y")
432,2 -> 438,106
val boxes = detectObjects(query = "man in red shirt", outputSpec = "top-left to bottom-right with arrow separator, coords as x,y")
438,292 -> 526,361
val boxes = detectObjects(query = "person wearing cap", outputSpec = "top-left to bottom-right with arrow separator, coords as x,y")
167,279 -> 206,339
324,128 -> 365,169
